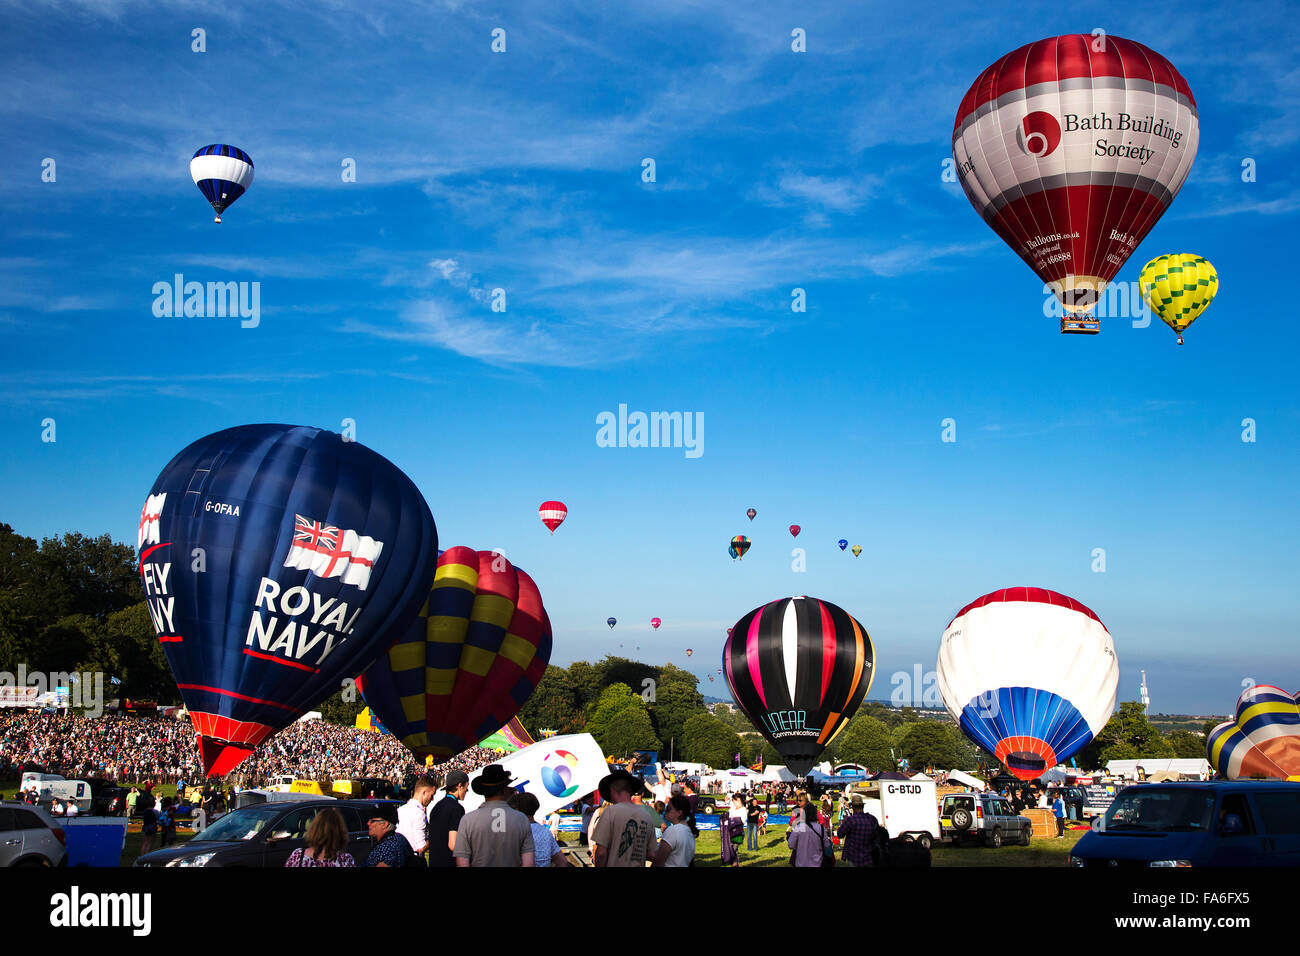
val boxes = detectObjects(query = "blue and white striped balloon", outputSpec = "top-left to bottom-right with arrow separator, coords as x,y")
190,144 -> 254,223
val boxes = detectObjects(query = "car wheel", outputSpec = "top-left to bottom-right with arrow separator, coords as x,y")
989,827 -> 1003,848
1019,825 -> 1031,846
917,833 -> 932,850
950,808 -> 972,831
14,858 -> 50,867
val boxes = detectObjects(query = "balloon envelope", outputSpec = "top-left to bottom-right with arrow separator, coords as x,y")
837,539 -> 848,551
190,145 -> 254,223
1208,685 -> 1300,779
137,424 -> 437,776
851,545 -> 862,557
607,617 -> 616,629
937,587 -> 1118,781
746,508 -> 756,521
789,525 -> 800,537
1139,254 -> 1218,344
539,500 -> 567,533
650,617 -> 661,629
356,546 -> 551,761
724,595 -> 875,776
686,648 -> 693,657
952,35 -> 1198,332
731,535 -> 752,559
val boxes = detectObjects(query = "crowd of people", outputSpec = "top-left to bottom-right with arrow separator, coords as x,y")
0,712 -> 501,788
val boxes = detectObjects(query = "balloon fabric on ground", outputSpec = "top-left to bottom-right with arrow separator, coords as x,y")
937,587 -> 1119,781
1208,684 -> 1300,779
355,546 -> 552,761
137,423 -> 438,777
723,595 -> 875,776
952,35 -> 1198,334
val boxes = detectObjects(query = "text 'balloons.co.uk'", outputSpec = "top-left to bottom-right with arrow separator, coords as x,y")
137,424 -> 438,776
724,596 -> 875,776
355,547 -> 552,761
937,587 -> 1119,781
952,35 -> 1198,334
1208,684 -> 1300,780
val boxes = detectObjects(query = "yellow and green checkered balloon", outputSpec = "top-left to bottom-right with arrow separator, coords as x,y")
1139,254 -> 1219,344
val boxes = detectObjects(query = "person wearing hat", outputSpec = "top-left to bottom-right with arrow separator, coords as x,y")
454,765 -> 535,867
362,803 -> 414,867
591,770 -> 657,867
427,770 -> 469,869
836,793 -> 878,867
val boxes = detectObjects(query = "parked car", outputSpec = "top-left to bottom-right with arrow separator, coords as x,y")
0,802 -> 67,866
1070,780 -> 1300,867
939,791 -> 1032,847
133,799 -> 401,867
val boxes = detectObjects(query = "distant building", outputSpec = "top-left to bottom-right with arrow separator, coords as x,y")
1139,670 -> 1150,713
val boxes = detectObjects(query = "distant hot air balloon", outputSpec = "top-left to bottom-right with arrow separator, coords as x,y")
851,545 -> 862,557
709,675 -> 714,682
190,145 -> 254,224
837,539 -> 848,552
1139,254 -> 1219,345
356,546 -> 551,762
607,617 -> 617,629
724,595 -> 875,776
716,668 -> 722,674
686,648 -> 693,657
731,535 -> 752,559
538,500 -> 567,533
746,508 -> 757,521
137,424 -> 438,776
937,587 -> 1119,781
952,36 -> 1199,334
728,545 -> 739,560
789,525 -> 801,538
1208,685 -> 1300,779
651,617 -> 661,630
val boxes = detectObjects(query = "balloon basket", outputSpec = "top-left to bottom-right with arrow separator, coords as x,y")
1060,318 -> 1100,334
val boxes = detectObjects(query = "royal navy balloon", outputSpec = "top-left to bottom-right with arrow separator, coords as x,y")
137,424 -> 437,776
724,596 -> 875,776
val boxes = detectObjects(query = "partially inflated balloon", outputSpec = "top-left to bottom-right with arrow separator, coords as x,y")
1208,685 -> 1300,779
651,617 -> 661,630
724,596 -> 875,776
607,617 -> 616,629
851,545 -> 862,557
1139,254 -> 1218,345
953,36 -> 1198,333
937,587 -> 1118,781
137,424 -> 438,776
190,145 -> 254,224
837,539 -> 848,552
539,500 -> 567,533
356,547 -> 551,761
746,509 -> 757,521
731,535 -> 752,559
789,525 -> 801,538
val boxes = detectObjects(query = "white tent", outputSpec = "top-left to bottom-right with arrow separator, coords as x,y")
1105,758 -> 1211,781
761,765 -> 799,783
945,769 -> 986,791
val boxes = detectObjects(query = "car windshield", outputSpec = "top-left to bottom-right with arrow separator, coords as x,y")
192,806 -> 284,842
943,796 -> 974,812
1103,788 -> 1215,832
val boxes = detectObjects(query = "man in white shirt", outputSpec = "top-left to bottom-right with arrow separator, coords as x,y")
397,776 -> 437,857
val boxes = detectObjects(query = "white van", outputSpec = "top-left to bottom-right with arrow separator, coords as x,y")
36,779 -> 93,812
846,779 -> 940,848
20,772 -> 65,792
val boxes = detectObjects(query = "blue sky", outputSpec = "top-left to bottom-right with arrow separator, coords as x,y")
1,0 -> 1297,715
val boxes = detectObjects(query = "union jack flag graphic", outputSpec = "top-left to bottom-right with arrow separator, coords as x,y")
282,514 -> 383,590
138,493 -> 166,550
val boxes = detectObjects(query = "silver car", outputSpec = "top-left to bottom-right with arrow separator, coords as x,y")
0,802 -> 68,866
939,792 -> 1033,847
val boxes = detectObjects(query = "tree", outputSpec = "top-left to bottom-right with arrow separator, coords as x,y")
603,707 -> 661,756
518,665 -> 584,736
585,683 -> 655,756
835,715 -> 894,770
681,713 -> 743,770
318,685 -> 366,726
1168,730 -> 1207,759
1091,701 -> 1174,763
566,660 -> 604,710
648,669 -> 707,757
898,721 -> 966,770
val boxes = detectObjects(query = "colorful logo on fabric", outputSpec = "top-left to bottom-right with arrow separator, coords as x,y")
1017,111 -> 1062,158
541,749 -> 580,797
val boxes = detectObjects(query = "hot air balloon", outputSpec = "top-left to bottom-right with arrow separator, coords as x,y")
190,145 -> 254,224
952,36 -> 1198,334
746,508 -> 757,521
724,595 -> 876,776
137,424 -> 437,776
837,539 -> 848,552
607,617 -> 617,629
728,545 -> 739,560
709,675 -> 714,682
726,627 -> 733,637
731,535 -> 752,559
937,587 -> 1119,781
851,545 -> 862,557
1208,685 -> 1300,779
539,500 -> 567,533
651,617 -> 661,630
686,648 -> 693,657
355,546 -> 551,761
1139,254 -> 1218,345
789,525 -> 801,538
